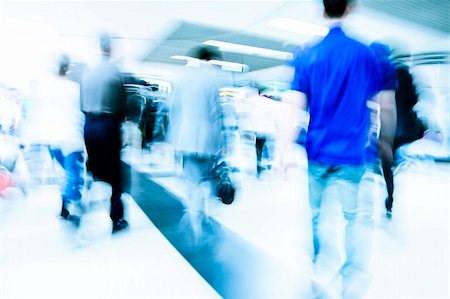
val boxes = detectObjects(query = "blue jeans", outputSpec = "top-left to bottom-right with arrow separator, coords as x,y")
50,149 -> 84,203
308,161 -> 372,298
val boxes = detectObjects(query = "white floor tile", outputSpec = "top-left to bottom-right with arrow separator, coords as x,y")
0,184 -> 221,299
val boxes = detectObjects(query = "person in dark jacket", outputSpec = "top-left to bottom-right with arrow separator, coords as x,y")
384,63 -> 425,216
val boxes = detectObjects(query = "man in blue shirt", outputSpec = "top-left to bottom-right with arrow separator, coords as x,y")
285,0 -> 396,298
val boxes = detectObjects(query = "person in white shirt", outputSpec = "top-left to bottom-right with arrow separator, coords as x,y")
168,46 -> 226,240
33,54 -> 85,224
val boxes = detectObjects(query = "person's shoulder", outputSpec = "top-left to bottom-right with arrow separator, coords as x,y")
64,78 -> 81,91
395,63 -> 410,73
103,60 -> 122,74
40,75 -> 64,91
291,43 -> 316,67
332,28 -> 371,53
52,77 -> 79,96
344,34 -> 373,54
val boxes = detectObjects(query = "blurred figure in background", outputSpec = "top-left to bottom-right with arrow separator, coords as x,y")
32,54 -> 85,223
0,138 -> 28,200
0,86 -> 28,199
167,46 -> 224,241
284,0 -> 391,298
122,92 -> 144,150
80,33 -> 128,233
249,85 -> 280,177
367,42 -> 398,220
397,67 -> 445,161
351,41 -> 397,295
382,49 -> 426,216
239,84 -> 280,177
393,65 -> 426,153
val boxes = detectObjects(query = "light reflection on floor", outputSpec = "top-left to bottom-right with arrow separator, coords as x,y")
0,145 -> 448,299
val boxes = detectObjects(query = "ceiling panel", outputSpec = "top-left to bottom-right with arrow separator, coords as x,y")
362,0 -> 450,34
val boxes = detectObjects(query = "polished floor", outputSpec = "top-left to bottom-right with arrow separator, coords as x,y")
1,144 -> 449,299
0,183 -> 220,298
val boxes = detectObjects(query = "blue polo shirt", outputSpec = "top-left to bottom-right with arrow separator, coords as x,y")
291,26 -> 381,165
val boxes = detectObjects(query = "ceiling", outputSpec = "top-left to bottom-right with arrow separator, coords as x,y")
141,21 -> 297,71
0,0 -> 449,88
363,0 -> 449,34
140,0 -> 450,73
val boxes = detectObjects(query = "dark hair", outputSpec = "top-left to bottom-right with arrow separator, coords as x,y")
188,46 -> 222,61
58,54 -> 70,69
58,54 -> 70,75
323,0 -> 353,18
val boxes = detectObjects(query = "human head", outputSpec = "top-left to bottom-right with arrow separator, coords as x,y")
323,0 -> 355,19
99,33 -> 112,56
188,46 -> 222,61
58,54 -> 70,76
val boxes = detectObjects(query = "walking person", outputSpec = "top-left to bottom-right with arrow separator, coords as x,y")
32,54 -> 85,224
284,1 -> 394,298
80,33 -> 128,233
384,62 -> 426,216
167,46 -> 225,241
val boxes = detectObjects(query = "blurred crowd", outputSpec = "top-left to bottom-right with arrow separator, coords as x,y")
0,0 -> 448,298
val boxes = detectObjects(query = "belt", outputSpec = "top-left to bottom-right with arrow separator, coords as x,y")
85,112 -> 116,119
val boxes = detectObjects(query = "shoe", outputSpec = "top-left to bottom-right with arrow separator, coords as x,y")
385,210 -> 392,219
60,206 -> 70,220
385,197 -> 393,218
112,219 -> 129,233
67,214 -> 81,227
60,201 -> 82,227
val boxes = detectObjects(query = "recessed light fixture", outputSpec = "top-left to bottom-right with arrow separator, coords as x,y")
170,55 -> 249,72
170,55 -> 197,62
267,18 -> 329,37
202,40 -> 293,61
208,60 -> 249,72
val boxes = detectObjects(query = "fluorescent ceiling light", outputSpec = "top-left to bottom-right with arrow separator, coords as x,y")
171,55 -> 197,62
208,60 -> 249,72
203,40 -> 292,61
267,18 -> 329,37
171,55 -> 249,72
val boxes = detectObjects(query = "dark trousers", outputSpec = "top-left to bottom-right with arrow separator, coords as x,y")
381,157 -> 394,210
382,134 -> 424,211
255,137 -> 266,175
84,114 -> 124,222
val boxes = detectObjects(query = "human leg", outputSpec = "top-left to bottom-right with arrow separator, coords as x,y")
381,157 -> 394,215
63,151 -> 85,224
307,162 -> 328,261
103,118 -> 127,231
49,148 -> 69,218
182,155 -> 212,240
331,166 -> 370,299
255,137 -> 266,176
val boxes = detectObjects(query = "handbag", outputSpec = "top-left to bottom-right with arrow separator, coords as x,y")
211,155 -> 235,205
